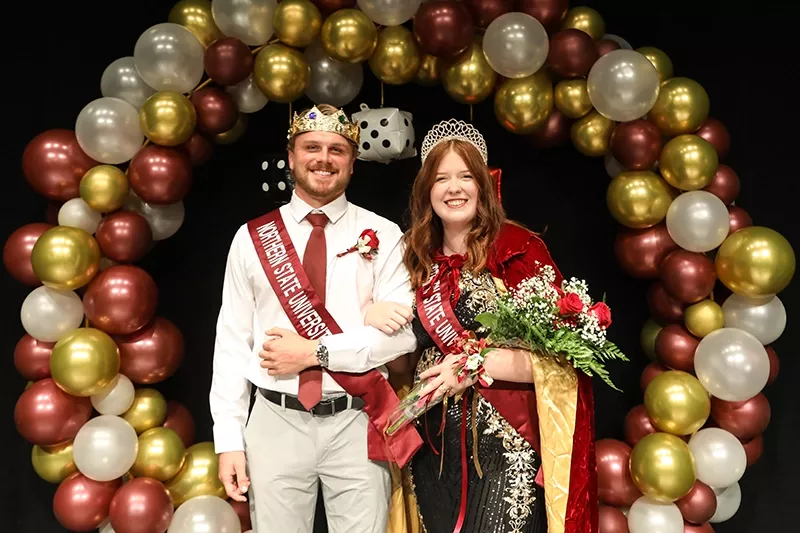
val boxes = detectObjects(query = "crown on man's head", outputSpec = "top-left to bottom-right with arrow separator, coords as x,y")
287,105 -> 360,145
420,119 -> 488,165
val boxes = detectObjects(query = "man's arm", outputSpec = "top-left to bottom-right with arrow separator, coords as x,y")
209,227 -> 255,454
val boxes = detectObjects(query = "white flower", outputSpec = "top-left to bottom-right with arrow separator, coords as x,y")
465,353 -> 483,372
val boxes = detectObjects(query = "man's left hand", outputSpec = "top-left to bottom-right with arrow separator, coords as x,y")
259,328 -> 318,376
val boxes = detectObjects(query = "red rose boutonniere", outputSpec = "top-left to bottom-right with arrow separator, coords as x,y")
337,229 -> 379,260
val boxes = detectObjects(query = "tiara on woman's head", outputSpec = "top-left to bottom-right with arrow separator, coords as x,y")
420,119 -> 488,165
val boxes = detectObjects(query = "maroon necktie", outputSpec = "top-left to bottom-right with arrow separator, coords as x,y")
298,212 -> 328,409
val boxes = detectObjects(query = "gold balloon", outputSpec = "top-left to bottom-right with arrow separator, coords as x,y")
561,6 -> 606,40
140,91 -> 197,146
494,70 -> 554,134
571,109 -> 615,157
368,25 -> 421,85
320,8 -> 378,63
214,114 -> 248,145
606,171 -> 675,228
32,442 -> 77,483
273,0 -> 322,48
131,427 -> 186,481
30,226 -> 101,291
648,77 -> 710,136
441,39 -> 497,105
630,432 -> 696,503
637,46 -> 674,83
165,442 -> 226,506
415,54 -> 440,86
715,226 -> 796,297
640,318 -> 663,361
168,0 -> 223,47
79,165 -> 130,213
659,134 -> 719,190
122,388 -> 168,434
554,79 -> 592,119
254,44 -> 310,103
644,370 -> 711,436
684,299 -> 724,337
50,328 -> 120,397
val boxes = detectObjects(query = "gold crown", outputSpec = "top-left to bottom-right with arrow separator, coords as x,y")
287,106 -> 360,145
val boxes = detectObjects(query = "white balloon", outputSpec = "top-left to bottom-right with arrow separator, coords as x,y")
588,49 -> 661,122
73,415 -> 139,482
212,0 -> 277,46
604,152 -> 626,178
627,496 -> 683,533
694,327 -> 770,401
357,0 -> 421,26
91,374 -> 135,415
100,57 -> 156,110
20,286 -> 84,342
58,198 -> 102,234
665,190 -> 730,252
722,294 -> 786,345
133,23 -> 205,93
688,428 -> 747,489
124,192 -> 185,240
75,97 -> 144,164
167,495 -> 241,533
98,518 -> 116,533
603,34 -> 633,49
482,12 -> 549,78
226,74 -> 268,114
710,482 -> 742,523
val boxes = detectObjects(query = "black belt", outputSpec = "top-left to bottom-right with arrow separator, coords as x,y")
259,388 -> 364,417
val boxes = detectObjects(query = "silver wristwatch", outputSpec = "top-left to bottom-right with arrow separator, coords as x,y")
315,340 -> 329,368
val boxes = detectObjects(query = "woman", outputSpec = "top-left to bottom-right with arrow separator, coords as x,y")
369,120 -> 597,533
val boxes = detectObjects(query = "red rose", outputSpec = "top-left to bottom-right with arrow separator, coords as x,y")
589,302 -> 612,328
556,293 -> 584,316
360,229 -> 379,249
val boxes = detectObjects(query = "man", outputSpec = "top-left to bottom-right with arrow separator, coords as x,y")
209,103 -> 422,533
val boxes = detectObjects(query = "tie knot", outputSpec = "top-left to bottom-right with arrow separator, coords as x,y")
306,213 -> 328,228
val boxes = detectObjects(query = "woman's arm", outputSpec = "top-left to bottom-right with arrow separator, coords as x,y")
482,347 -> 535,383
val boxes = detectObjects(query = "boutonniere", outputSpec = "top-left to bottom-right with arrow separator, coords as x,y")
337,229 -> 379,260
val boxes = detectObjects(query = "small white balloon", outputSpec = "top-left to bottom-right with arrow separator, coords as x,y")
99,518 -> 116,533
58,198 -> 103,234
357,0 -> 421,26
75,97 -> 144,165
212,0 -> 277,46
167,495 -> 241,533
588,49 -> 661,122
627,496 -> 683,533
688,428 -> 747,489
73,415 -> 139,482
225,74 -> 268,114
710,482 -> 742,523
124,192 -> 185,240
91,374 -> 135,415
722,294 -> 786,345
603,34 -> 633,49
666,190 -> 730,252
133,23 -> 205,93
20,286 -> 84,342
604,152 -> 626,177
694,327 -> 770,402
100,56 -> 157,110
482,12 -> 549,78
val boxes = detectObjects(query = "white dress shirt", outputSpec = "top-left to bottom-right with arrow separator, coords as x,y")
209,191 -> 418,453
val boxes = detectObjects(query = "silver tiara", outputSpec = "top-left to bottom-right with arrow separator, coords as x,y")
420,119 -> 488,165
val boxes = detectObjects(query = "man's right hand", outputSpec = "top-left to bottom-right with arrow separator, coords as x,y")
218,451 -> 249,502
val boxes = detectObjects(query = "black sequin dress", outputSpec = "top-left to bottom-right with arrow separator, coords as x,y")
408,268 -> 547,533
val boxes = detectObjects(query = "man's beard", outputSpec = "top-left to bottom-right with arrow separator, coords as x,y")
293,163 -> 350,200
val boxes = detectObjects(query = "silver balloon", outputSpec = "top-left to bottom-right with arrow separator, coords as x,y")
688,428 -> 746,489
100,57 -> 157,110
722,294 -> 786,345
167,495 -> 242,533
124,192 -> 185,241
304,40 -> 363,107
357,0 -> 422,27
603,34 -> 633,49
20,286 -> 84,343
482,12 -> 549,79
604,153 -> 626,178
73,415 -> 139,482
710,482 -> 741,523
58,198 -> 102,235
91,374 -> 135,416
694,327 -> 770,402
665,190 -> 730,252
225,74 -> 268,113
133,23 -> 205,93
626,496 -> 683,533
211,0 -> 277,46
75,97 -> 144,164
587,49 -> 661,122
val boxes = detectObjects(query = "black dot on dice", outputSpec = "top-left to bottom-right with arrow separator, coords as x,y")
380,118 -> 389,127
382,139 -> 391,148
406,139 -> 410,148
362,142 -> 371,150
404,118 -> 409,127
370,130 -> 379,139
360,121 -> 368,129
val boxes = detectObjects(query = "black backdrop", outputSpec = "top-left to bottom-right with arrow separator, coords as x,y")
3,1 -> 798,531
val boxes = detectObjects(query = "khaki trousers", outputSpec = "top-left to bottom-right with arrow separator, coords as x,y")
244,392 -> 391,533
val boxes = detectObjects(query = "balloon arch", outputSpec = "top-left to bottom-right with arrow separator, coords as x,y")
7,1 -> 794,532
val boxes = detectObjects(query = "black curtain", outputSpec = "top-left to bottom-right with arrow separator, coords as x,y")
3,1 -> 797,531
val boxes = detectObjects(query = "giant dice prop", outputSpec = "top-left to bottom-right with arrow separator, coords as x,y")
352,104 -> 417,164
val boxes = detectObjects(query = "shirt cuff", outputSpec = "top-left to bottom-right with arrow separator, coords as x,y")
213,420 -> 246,454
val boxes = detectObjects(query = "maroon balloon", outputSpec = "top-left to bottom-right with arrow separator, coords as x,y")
597,39 -> 622,57
312,0 -> 355,15
95,211 -> 153,263
116,317 -> 185,384
14,334 -> 54,381
53,472 -> 121,532
702,164 -> 739,205
163,401 -> 196,448
3,222 -> 54,286
614,223 -> 678,279
179,131 -> 215,167
14,378 -> 92,446
610,120 -> 663,170
128,145 -> 193,205
742,434 -> 763,466
547,28 -> 599,78
596,439 -> 642,507
230,499 -> 252,531
695,117 -> 730,160
710,393 -> 770,441
529,109 -> 572,148
413,1 -> 474,57
463,0 -> 512,27
518,0 -> 569,31
655,324 -> 699,373
22,129 -> 98,201
647,282 -> 685,323
676,481 -> 717,524
684,522 -> 715,533
660,250 -> 716,304
640,362 -> 668,392
765,345 -> 779,384
109,477 -> 173,533
204,37 -> 254,86
598,505 -> 629,533
624,404 -> 657,447
190,87 -> 240,135
727,205 -> 752,234
83,264 -> 159,336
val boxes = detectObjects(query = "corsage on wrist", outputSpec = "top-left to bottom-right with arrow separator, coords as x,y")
452,331 -> 494,387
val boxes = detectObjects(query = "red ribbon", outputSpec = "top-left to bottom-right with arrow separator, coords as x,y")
424,250 -> 465,305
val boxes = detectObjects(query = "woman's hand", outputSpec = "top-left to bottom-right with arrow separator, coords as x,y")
418,353 -> 476,401
364,301 -> 414,334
